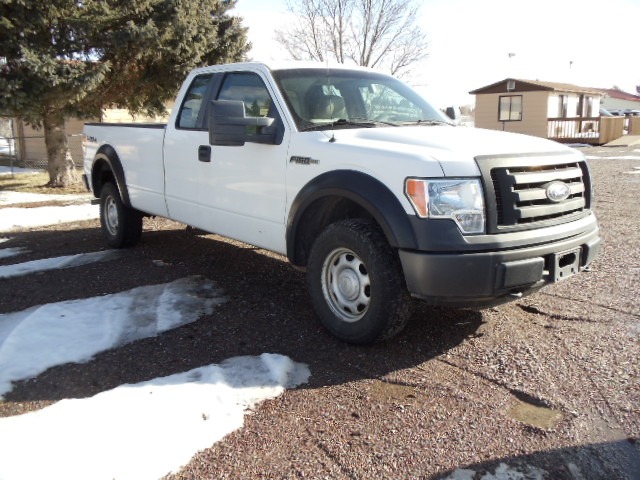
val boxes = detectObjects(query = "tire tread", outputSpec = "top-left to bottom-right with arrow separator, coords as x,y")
307,219 -> 412,344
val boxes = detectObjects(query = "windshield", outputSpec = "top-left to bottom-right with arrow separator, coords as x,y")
271,68 -> 452,131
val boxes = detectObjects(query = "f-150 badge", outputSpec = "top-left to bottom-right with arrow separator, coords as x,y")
290,156 -> 319,165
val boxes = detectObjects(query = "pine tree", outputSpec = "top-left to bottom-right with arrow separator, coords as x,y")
0,0 -> 249,187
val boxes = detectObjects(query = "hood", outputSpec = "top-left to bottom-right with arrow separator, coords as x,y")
328,125 -> 579,176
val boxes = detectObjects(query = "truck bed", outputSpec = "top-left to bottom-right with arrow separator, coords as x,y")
84,123 -> 168,217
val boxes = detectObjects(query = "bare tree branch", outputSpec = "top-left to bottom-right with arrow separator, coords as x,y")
275,0 -> 428,76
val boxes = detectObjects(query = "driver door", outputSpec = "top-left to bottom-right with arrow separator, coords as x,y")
165,71 -> 290,254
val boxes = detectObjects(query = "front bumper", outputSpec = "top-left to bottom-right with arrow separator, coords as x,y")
399,224 -> 601,308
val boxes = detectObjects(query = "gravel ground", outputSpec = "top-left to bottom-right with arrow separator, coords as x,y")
0,146 -> 638,479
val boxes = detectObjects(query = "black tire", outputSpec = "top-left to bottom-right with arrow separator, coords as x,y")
99,182 -> 143,248
307,219 -> 412,345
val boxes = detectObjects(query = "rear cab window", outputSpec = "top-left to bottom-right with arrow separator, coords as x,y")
177,74 -> 215,129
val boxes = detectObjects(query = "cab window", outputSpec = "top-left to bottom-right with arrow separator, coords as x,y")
217,72 -> 273,116
177,74 -> 214,129
216,73 -> 281,136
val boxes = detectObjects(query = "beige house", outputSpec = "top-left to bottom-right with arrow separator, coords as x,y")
470,78 -> 626,144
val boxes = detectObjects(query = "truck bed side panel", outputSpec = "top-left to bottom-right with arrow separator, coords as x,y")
85,123 -> 168,217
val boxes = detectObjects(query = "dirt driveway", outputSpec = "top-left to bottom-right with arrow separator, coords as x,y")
0,147 -> 638,479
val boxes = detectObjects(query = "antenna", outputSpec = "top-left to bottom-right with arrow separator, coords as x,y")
325,55 -> 337,142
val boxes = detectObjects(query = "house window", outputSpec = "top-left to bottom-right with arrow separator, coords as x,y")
558,95 -> 568,117
584,96 -> 593,117
499,95 -> 522,121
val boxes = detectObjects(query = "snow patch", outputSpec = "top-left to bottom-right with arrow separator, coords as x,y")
0,203 -> 98,231
0,276 -> 226,397
0,190 -> 91,206
0,247 -> 27,260
443,463 -> 547,480
0,250 -> 120,278
0,354 -> 310,480
0,205 -> 100,232
0,166 -> 40,176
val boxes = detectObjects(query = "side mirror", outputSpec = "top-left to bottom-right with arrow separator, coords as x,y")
208,100 -> 276,146
445,106 -> 460,122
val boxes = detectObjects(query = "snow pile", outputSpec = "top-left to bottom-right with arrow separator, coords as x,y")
0,276 -> 226,397
0,354 -> 310,480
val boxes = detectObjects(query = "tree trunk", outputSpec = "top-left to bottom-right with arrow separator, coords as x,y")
42,111 -> 79,188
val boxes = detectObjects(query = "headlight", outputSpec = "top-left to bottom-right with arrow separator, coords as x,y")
405,178 -> 485,234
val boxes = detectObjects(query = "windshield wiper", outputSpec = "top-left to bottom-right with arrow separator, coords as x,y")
300,118 -> 395,131
349,117 -> 400,127
401,119 -> 453,126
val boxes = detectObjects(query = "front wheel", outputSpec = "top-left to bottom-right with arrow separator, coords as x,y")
99,182 -> 142,248
307,219 -> 412,344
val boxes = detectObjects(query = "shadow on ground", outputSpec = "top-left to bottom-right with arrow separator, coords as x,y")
432,439 -> 640,480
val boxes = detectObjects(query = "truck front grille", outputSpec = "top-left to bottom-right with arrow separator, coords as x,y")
476,153 -> 592,234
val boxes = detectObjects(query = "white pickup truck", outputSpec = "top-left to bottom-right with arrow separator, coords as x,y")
83,62 -> 601,344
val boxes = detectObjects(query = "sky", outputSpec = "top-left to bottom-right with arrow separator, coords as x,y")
231,0 -> 640,107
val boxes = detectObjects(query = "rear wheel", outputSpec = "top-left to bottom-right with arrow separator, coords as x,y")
99,182 -> 142,248
307,219 -> 412,344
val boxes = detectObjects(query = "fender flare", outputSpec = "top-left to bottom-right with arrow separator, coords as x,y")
286,170 -> 418,266
90,144 -> 132,207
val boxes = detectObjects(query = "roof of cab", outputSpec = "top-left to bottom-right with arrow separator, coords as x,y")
190,61 -> 381,76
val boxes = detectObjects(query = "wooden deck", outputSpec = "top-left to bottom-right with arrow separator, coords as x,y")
548,116 -> 626,144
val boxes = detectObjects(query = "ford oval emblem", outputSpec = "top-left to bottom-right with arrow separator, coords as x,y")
546,181 -> 571,202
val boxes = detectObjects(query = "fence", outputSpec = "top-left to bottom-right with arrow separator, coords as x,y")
0,133 -> 85,171
547,116 -> 626,144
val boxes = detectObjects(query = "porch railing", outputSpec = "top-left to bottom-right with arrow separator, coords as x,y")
548,116 -> 626,144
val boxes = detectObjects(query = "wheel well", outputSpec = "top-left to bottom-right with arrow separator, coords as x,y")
91,159 -> 116,198
292,195 -> 377,268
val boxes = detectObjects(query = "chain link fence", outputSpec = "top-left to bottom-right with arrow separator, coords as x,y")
0,133 -> 85,171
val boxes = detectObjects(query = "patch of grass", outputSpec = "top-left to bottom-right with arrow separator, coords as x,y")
0,170 -> 88,195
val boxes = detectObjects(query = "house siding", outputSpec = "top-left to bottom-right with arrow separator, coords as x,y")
474,91 -> 549,138
16,118 -> 91,166
472,78 -> 610,142
548,93 -> 601,118
101,108 -> 171,123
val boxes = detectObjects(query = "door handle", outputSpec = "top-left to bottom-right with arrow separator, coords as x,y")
198,145 -> 211,162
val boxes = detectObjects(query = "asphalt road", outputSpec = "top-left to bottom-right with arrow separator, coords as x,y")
0,147 -> 638,479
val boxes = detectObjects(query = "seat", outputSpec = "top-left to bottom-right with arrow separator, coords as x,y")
311,95 -> 347,120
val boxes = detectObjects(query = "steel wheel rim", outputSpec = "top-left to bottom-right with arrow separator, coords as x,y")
104,196 -> 119,236
321,248 -> 371,323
